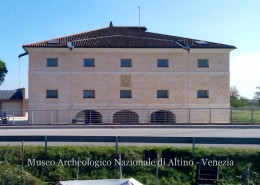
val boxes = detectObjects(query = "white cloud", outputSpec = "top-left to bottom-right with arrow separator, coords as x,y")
230,52 -> 260,99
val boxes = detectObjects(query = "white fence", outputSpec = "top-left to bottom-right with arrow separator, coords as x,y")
1,108 -> 259,125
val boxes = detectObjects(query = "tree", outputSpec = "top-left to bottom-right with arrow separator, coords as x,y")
231,96 -> 248,107
230,86 -> 248,107
254,85 -> 260,107
230,86 -> 240,100
254,85 -> 260,100
0,59 -> 8,86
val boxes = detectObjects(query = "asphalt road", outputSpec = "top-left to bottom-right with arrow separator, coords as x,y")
0,127 -> 260,137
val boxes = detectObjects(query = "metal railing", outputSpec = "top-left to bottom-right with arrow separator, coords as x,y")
0,136 -> 260,156
0,108 -> 260,125
231,108 -> 260,123
1,136 -> 259,184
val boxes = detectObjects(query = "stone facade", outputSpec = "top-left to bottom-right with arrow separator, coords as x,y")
26,47 -> 233,124
23,25 -> 235,124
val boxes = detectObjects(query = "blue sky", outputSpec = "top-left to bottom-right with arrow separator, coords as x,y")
0,0 -> 259,98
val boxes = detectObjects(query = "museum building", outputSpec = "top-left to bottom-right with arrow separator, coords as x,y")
22,22 -> 236,124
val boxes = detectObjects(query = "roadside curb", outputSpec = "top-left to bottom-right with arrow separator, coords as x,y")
1,124 -> 260,129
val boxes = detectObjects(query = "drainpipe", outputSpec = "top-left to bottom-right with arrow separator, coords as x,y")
18,52 -> 28,58
18,52 -> 28,88
18,50 -> 28,117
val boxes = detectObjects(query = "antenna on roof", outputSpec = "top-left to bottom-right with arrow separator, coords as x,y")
19,57 -> 21,88
67,41 -> 74,51
138,6 -> 140,30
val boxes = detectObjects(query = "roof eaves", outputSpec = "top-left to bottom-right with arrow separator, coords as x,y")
23,26 -> 236,49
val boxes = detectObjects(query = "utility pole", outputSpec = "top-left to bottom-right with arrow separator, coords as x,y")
21,140 -> 25,185
76,157 -> 79,180
156,153 -> 159,185
119,153 -> 123,179
243,167 -> 250,185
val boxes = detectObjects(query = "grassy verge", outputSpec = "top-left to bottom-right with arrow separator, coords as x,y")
0,146 -> 259,185
231,109 -> 260,123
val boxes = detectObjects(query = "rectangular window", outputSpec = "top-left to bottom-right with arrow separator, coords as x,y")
46,58 -> 58,67
197,90 -> 209,98
84,58 -> 95,67
120,90 -> 132,98
157,59 -> 169,67
46,90 -> 58,98
83,90 -> 95,98
121,59 -> 132,67
157,90 -> 169,98
197,59 -> 209,68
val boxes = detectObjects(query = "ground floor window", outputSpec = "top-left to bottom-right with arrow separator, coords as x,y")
150,110 -> 176,124
76,110 -> 102,124
113,110 -> 139,124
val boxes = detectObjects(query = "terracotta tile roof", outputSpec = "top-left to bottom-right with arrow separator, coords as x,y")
23,24 -> 236,49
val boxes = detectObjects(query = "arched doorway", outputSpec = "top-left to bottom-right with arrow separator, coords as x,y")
113,110 -> 139,124
150,110 -> 176,124
76,110 -> 102,124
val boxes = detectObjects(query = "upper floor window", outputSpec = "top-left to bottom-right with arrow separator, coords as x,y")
121,59 -> 132,67
197,59 -> 209,68
46,90 -> 58,98
84,58 -> 95,67
120,90 -> 132,98
47,58 -> 58,67
157,59 -> 169,67
83,90 -> 95,98
197,90 -> 209,98
157,90 -> 169,98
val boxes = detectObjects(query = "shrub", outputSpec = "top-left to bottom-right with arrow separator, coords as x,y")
0,164 -> 43,185
231,97 -> 248,107
0,146 -> 259,184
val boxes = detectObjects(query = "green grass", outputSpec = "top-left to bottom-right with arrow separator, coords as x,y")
1,146 -> 260,185
231,109 -> 260,123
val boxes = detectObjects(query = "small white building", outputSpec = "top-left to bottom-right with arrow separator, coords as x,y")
59,178 -> 143,185
0,88 -> 26,116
